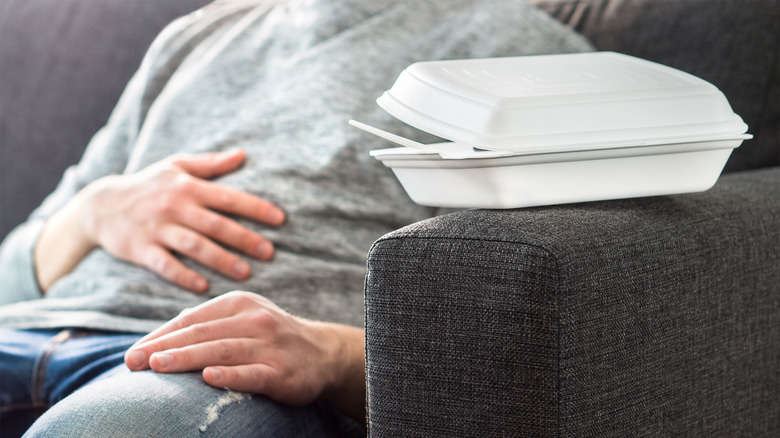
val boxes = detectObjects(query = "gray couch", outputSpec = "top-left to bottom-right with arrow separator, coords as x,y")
365,1 -> 780,437
1,0 -> 777,436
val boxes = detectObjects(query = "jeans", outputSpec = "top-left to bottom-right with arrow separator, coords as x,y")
0,328 -> 142,436
0,329 -> 365,437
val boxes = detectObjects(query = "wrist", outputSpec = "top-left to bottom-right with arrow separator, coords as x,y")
34,193 -> 97,291
310,321 -> 366,422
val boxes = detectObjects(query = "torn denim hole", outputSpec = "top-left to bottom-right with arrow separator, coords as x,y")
199,389 -> 251,433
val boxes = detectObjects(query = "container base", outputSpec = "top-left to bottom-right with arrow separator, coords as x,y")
389,147 -> 735,209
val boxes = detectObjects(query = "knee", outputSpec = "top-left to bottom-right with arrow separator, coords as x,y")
24,370 -> 211,437
24,369 -> 363,437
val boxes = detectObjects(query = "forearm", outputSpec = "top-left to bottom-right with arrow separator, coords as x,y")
316,322 -> 367,423
34,191 -> 96,292
0,180 -> 94,301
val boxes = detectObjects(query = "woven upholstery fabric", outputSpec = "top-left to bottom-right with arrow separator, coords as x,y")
365,167 -> 780,437
530,0 -> 780,173
366,235 -> 562,435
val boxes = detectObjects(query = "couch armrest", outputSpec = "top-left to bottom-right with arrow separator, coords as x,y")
365,167 -> 780,437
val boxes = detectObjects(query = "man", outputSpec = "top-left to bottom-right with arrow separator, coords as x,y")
0,0 -> 592,435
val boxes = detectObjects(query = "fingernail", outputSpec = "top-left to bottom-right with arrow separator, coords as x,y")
272,209 -> 285,225
126,349 -> 146,370
233,261 -> 250,278
193,278 -> 208,292
207,368 -> 223,381
257,241 -> 274,260
152,352 -> 173,368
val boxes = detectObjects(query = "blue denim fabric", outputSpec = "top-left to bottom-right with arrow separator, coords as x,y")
1,329 -> 365,437
0,328 -> 143,437
24,368 -> 365,437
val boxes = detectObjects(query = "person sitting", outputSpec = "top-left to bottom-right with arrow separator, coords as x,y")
0,0 -> 592,436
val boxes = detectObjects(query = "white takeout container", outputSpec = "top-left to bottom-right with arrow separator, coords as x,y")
354,52 -> 751,209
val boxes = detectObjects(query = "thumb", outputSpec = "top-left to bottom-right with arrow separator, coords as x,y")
174,149 -> 246,179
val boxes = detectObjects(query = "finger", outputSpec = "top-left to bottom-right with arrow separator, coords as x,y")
190,180 -> 286,227
129,292 -> 254,350
177,205 -> 275,261
124,287 -> 215,371
157,224 -> 252,280
147,338 -> 261,373
172,149 -> 246,179
126,318 -> 240,372
137,244 -> 208,293
203,364 -> 280,396
129,314 -> 249,366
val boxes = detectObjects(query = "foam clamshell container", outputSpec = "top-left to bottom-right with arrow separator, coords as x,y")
351,52 -> 751,209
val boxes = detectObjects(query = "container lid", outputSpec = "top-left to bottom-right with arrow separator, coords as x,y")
377,52 -> 749,154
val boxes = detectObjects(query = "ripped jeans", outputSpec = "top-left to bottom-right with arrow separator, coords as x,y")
0,329 -> 364,438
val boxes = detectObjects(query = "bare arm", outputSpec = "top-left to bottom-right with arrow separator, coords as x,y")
34,149 -> 285,293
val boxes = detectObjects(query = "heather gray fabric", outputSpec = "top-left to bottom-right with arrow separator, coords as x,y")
0,0 -> 593,332
0,0 -> 211,241
365,167 -> 780,437
531,0 -> 780,172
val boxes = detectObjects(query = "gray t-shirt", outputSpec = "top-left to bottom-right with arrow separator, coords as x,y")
0,0 -> 593,332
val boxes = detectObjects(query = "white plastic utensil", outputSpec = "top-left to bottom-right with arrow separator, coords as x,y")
349,120 -> 512,159
349,120 -> 429,151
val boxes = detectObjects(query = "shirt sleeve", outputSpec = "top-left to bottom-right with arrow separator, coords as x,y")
0,220 -> 46,304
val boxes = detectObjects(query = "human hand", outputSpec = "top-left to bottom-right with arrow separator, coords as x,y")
124,291 -> 366,419
36,149 -> 285,292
